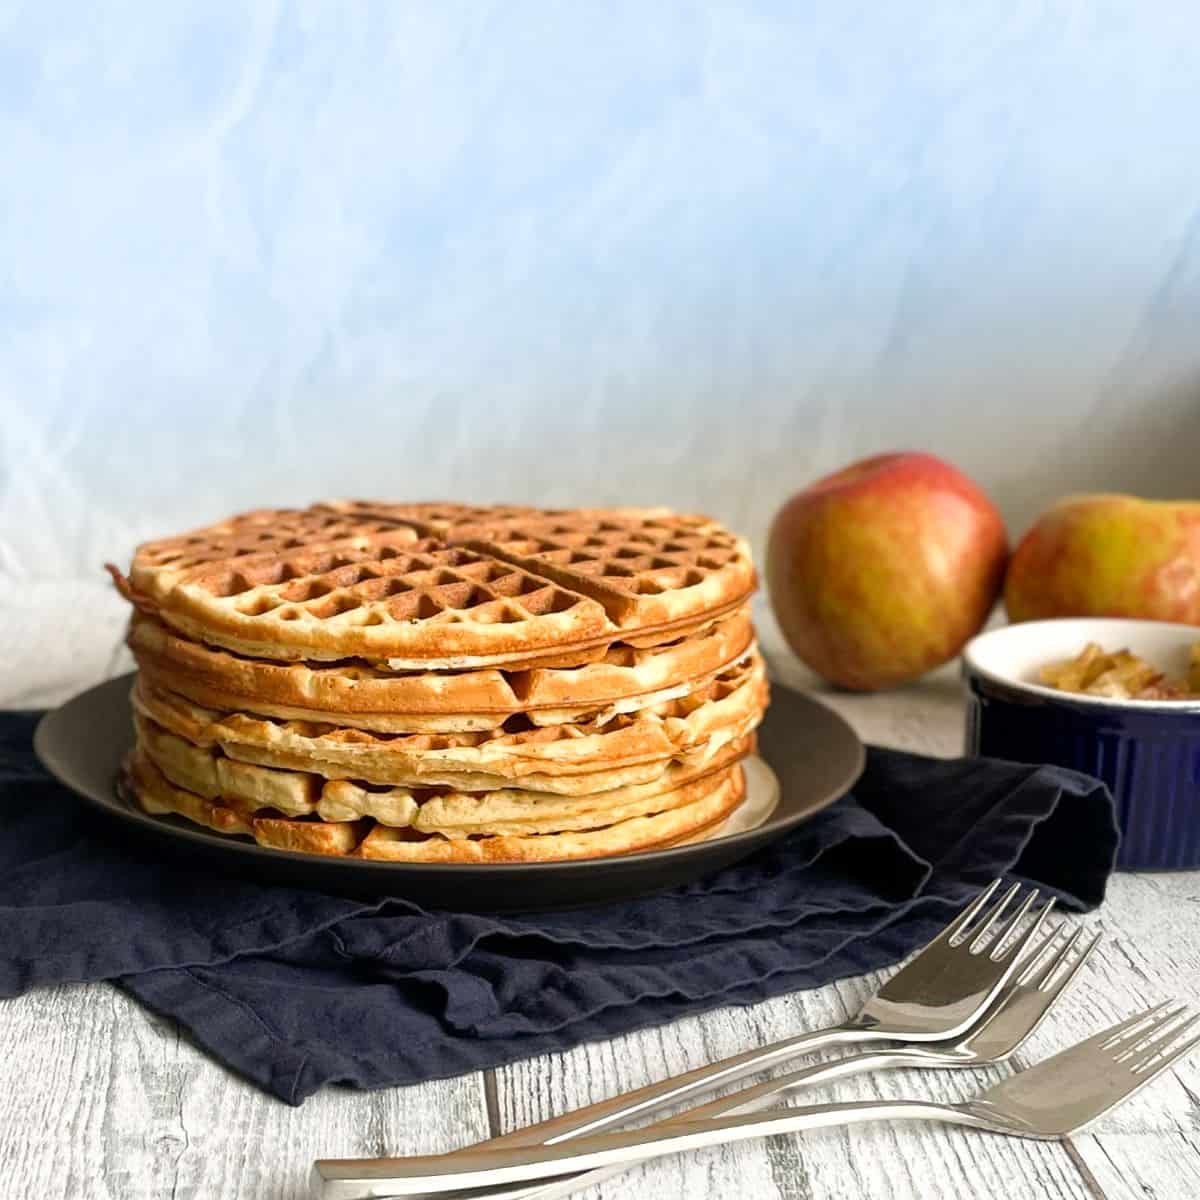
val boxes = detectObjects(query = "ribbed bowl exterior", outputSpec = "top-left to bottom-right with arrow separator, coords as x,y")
965,673 -> 1200,871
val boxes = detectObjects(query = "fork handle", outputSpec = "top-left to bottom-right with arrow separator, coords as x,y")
454,1046 -> 943,1200
311,1101 -> 1004,1197
473,1024 -> 874,1150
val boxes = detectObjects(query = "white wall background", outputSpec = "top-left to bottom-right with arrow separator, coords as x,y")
3,1 -> 1200,588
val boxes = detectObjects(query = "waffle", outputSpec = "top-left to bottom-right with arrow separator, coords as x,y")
109,500 -> 768,865
112,503 -> 756,668
134,708 -> 751,833
356,769 -> 745,862
124,749 -> 745,862
131,652 -> 767,786
125,605 -> 754,730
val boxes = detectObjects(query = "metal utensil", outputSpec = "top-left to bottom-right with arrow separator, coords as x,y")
310,878 -> 1056,1197
479,924 -> 1099,1200
477,880 -> 1051,1147
312,1002 -> 1199,1197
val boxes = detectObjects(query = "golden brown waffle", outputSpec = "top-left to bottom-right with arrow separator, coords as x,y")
356,768 -> 744,862
110,499 -> 767,865
112,502 -> 756,667
124,749 -> 745,862
132,652 -> 768,788
134,709 -> 751,834
409,764 -> 742,837
126,605 -> 754,730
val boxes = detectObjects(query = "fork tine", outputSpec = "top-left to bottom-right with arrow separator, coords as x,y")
1133,1030 -> 1200,1077
1119,1006 -> 1190,1055
991,895 -> 1055,962
1098,1000 -> 1178,1049
1019,926 -> 1093,991
971,885 -> 1036,954
965,882 -> 1024,950
1041,930 -> 1101,995
935,878 -> 1003,944
1013,923 -> 1071,985
1123,1013 -> 1200,1070
1128,1016 -> 1200,1072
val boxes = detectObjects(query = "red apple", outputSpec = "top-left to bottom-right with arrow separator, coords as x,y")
767,452 -> 1008,690
1005,494 -> 1200,623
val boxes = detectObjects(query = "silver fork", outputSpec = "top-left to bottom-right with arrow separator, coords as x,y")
309,879 -> 1055,1197
472,880 -> 1052,1150
312,1002 -> 1200,1196
450,921 -> 1100,1200
681,925 -> 1101,1118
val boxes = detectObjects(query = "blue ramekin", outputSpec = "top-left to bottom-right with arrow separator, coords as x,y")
963,618 -> 1200,871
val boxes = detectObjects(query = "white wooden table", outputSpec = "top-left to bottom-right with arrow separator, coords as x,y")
2,584 -> 1198,1200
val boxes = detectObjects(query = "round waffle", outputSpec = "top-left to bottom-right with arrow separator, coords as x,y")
125,605 -> 754,730
124,748 -> 746,862
133,708 -> 752,833
355,768 -> 745,863
131,652 -> 768,788
110,503 -> 756,668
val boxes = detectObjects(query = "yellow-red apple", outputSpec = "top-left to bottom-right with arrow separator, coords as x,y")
1006,494 -> 1200,623
767,452 -> 1008,690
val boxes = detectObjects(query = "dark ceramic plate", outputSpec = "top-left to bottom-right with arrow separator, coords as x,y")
33,674 -> 864,910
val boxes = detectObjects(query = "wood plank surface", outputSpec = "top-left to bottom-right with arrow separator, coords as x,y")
1,588 -> 1197,1199
0,984 -> 489,1200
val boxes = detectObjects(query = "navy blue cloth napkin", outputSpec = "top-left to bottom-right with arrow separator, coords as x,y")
1,709 -> 1118,1105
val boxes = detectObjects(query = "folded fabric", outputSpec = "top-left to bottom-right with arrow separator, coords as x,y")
0,708 -> 1118,1104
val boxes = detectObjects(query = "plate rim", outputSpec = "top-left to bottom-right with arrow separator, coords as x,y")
34,672 -> 865,880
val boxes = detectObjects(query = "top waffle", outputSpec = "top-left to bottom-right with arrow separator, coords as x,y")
113,503 -> 756,668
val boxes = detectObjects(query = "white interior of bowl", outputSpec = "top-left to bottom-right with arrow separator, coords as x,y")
963,617 -> 1200,710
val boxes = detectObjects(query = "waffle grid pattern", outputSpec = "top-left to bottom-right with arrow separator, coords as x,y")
120,504 -> 755,665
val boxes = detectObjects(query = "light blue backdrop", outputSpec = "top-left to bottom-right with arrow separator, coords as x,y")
3,2 -> 1199,578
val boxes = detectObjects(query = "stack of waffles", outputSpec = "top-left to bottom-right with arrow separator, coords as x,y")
109,502 -> 769,863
